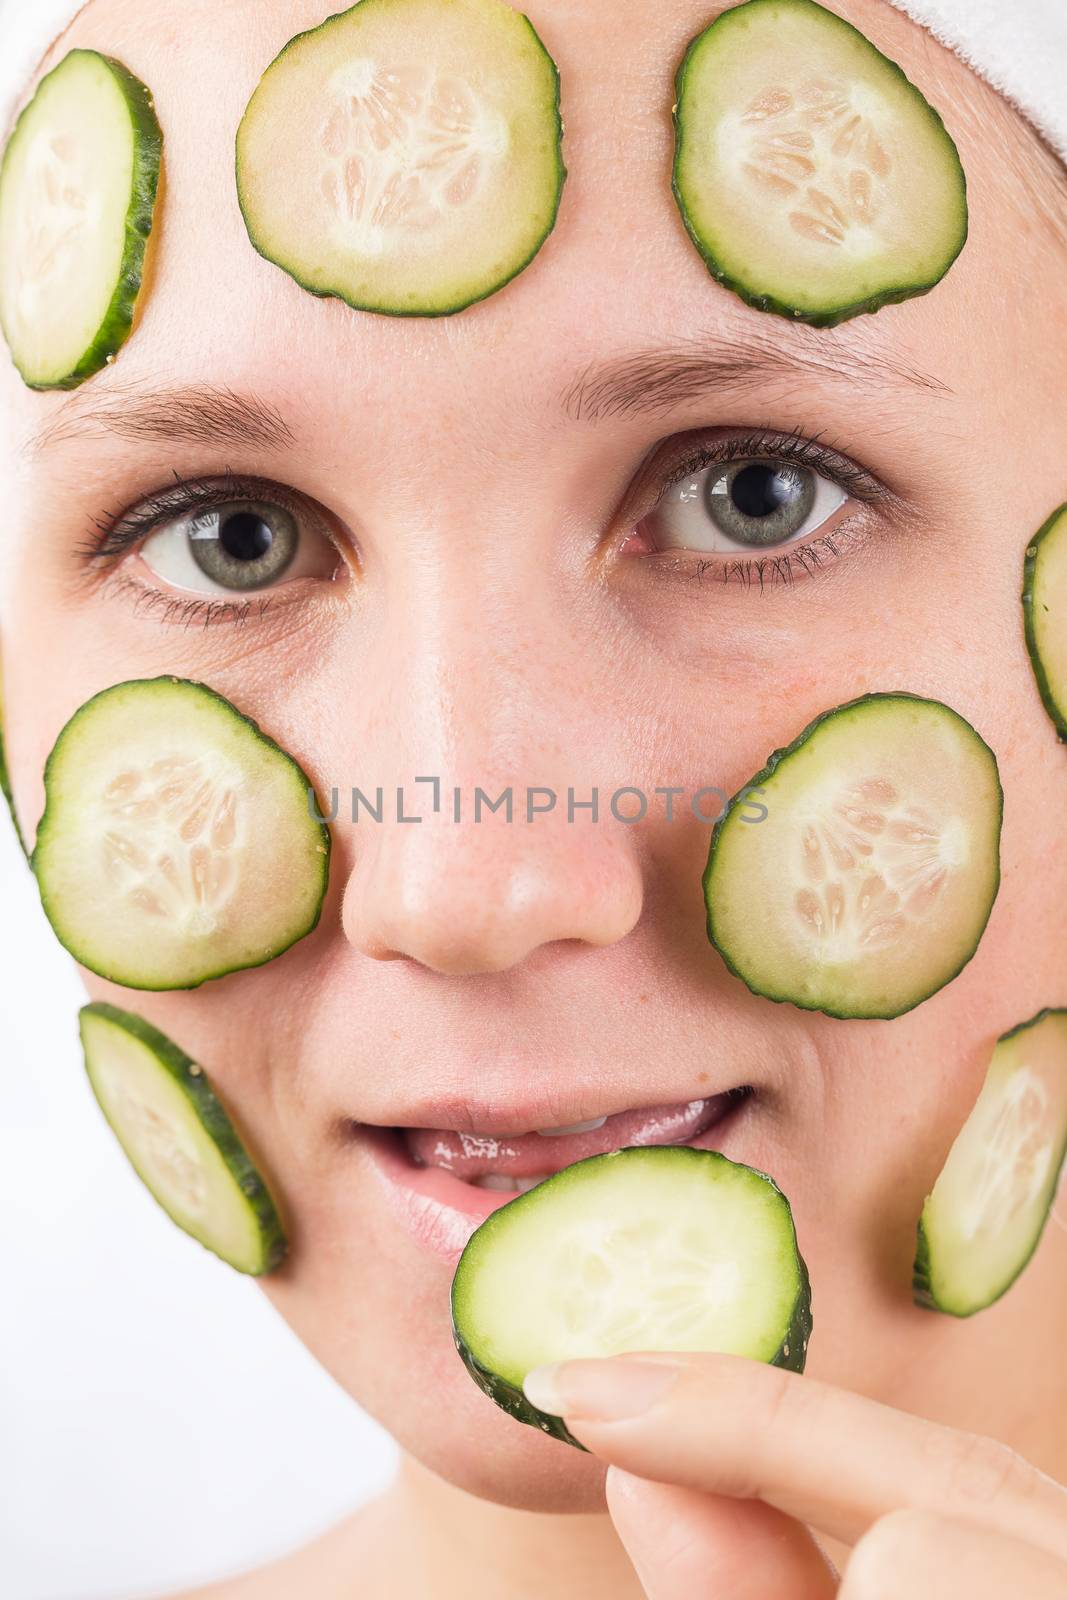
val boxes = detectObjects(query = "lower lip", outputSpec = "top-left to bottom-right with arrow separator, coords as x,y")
357,1096 -> 752,1265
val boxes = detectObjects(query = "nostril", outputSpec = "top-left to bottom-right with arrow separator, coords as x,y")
339,806 -> 645,975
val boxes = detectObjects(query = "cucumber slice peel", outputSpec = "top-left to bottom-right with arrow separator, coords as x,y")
672,0 -> 968,325
914,1009 -> 1067,1317
32,677 -> 330,991
0,48 -> 162,389
1023,505 -> 1067,742
235,0 -> 566,317
80,1003 -> 287,1275
704,694 -> 1002,1020
451,1146 -> 812,1448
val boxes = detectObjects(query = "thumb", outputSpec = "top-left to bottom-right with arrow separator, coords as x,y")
605,1466 -> 839,1599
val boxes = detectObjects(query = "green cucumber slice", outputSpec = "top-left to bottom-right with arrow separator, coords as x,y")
0,48 -> 162,389
451,1146 -> 812,1448
235,0 -> 565,317
80,1003 -> 287,1274
32,678 -> 330,991
704,694 -> 1002,1020
1023,505 -> 1067,742
672,0 -> 968,325
914,1010 -> 1067,1317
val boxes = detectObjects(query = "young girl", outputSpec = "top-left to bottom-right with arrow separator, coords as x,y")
2,0 -> 1066,1593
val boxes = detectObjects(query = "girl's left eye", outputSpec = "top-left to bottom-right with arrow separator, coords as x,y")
139,498 -> 339,595
644,458 -> 848,555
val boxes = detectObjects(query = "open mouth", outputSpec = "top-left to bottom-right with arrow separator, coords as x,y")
355,1088 -> 755,1258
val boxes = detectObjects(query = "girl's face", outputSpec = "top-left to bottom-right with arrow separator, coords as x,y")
3,0 -> 1066,1514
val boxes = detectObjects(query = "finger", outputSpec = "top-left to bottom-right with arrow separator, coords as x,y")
841,1508 -> 1067,1598
606,1467 -> 838,1600
522,1353 -> 1067,1560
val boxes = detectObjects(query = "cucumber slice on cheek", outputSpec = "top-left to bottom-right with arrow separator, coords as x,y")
451,1147 -> 812,1448
236,0 -> 565,316
705,695 -> 1002,1020
0,49 -> 162,388
80,1003 -> 287,1275
1023,505 -> 1067,742
672,0 -> 967,324
32,678 -> 330,991
915,1010 -> 1067,1317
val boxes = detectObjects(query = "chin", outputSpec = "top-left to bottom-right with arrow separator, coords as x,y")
261,1244 -> 613,1513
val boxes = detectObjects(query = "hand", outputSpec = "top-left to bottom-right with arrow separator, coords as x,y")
522,1353 -> 1067,1596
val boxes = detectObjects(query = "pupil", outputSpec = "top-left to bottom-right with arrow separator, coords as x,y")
220,511 -> 273,562
730,464 -> 801,519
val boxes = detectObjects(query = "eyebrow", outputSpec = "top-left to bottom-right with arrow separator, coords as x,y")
27,382 -> 296,456
559,330 -> 952,422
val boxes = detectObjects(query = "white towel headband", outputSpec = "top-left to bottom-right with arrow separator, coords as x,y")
1,0 -> 1065,161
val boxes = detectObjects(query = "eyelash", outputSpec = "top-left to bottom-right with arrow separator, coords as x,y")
79,470 -> 306,562
77,470 -> 330,628
79,430 -> 887,625
643,427 -> 888,590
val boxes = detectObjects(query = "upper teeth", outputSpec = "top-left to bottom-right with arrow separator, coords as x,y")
534,1116 -> 608,1137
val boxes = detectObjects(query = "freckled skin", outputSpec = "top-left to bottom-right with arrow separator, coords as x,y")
1,0 -> 1066,1593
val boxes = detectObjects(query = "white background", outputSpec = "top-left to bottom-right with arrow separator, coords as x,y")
0,5 -> 397,1598
0,826 -> 398,1600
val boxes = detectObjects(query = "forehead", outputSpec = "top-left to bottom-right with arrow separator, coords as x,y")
0,0 -> 1017,436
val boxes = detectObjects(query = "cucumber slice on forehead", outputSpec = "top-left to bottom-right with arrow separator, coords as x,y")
451,1146 -> 812,1448
914,1010 -> 1067,1317
672,0 -> 967,325
235,0 -> 566,316
32,678 -> 330,991
704,694 -> 1002,1020
1023,505 -> 1067,742
80,1003 -> 287,1275
0,49 -> 162,388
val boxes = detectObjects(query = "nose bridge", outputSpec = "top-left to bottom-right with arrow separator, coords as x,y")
339,548 -> 645,974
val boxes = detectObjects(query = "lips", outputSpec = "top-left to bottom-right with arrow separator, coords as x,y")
401,1095 -> 739,1181
357,1088 -> 753,1260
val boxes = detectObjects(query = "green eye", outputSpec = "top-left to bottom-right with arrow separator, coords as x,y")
139,498 -> 337,595
649,457 -> 847,554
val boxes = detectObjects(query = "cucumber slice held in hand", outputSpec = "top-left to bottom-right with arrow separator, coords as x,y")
672,0 -> 968,325
32,677 -> 330,991
451,1146 -> 812,1448
0,48 -> 162,389
704,694 -> 1002,1020
235,0 -> 565,317
914,1009 -> 1067,1317
80,1003 -> 287,1275
1023,504 -> 1067,742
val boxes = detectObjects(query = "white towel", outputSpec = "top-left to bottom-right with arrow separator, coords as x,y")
885,0 -> 1067,162
1,0 -> 1065,159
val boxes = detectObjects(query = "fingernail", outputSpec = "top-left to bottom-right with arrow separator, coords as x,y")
522,1358 -> 682,1421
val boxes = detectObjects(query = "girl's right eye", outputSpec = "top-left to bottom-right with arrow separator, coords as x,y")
139,497 -> 340,596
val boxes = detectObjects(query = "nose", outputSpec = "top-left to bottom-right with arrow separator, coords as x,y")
337,564 -> 646,975
341,793 -> 645,975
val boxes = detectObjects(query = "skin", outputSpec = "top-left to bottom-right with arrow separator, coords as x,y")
1,0 -> 1066,1593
